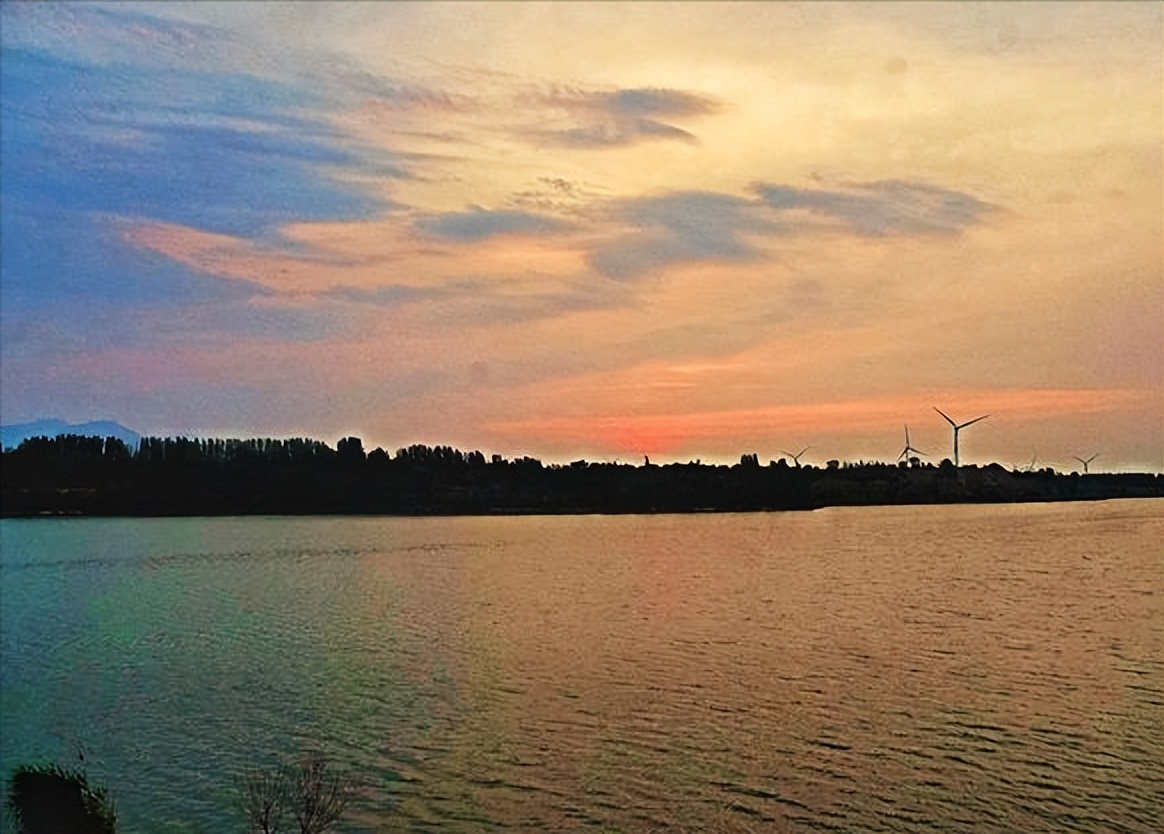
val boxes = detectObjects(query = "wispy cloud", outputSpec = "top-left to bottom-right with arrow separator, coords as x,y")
404,283 -> 627,327
508,177 -> 608,214
416,207 -> 570,242
1,1 -> 428,360
520,85 -> 720,148
319,284 -> 441,307
595,88 -> 720,118
754,180 -> 994,236
119,217 -> 624,327
589,191 -> 773,279
326,69 -> 461,112
2,47 -> 397,239
1,2 -> 239,71
585,179 -> 995,278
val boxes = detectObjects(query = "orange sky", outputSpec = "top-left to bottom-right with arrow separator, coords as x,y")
2,2 -> 1160,470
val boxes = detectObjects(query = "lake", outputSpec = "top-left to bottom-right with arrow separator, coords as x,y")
1,500 -> 1161,833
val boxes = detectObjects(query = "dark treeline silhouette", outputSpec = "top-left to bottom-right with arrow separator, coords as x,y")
2,434 -> 1161,517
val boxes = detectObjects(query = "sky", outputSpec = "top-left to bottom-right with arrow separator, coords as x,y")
1,2 -> 1161,471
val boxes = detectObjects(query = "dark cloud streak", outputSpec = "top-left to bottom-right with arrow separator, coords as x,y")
601,88 -> 720,118
520,85 -> 720,149
754,180 -> 993,236
590,191 -> 773,279
544,119 -> 698,149
587,180 -> 995,279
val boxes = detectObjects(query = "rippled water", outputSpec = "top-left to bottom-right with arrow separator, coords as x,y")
1,500 -> 1161,833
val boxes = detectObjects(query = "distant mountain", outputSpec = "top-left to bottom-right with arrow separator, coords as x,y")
1,419 -> 141,451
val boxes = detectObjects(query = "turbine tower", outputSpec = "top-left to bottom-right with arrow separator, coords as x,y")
897,425 -> 926,463
1073,453 -> 1098,474
781,446 -> 810,468
933,407 -> 988,467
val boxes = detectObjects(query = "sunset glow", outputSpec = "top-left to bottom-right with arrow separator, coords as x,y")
2,2 -> 1160,470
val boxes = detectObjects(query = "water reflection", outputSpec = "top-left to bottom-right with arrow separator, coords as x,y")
341,504 -> 1163,832
1,501 -> 1161,833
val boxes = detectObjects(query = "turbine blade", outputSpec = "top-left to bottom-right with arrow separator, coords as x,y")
933,407 -> 956,426
957,414 -> 989,429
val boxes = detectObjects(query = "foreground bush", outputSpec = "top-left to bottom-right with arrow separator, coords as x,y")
5,763 -> 117,834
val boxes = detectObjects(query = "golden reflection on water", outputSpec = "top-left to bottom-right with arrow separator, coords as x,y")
346,502 -> 1162,832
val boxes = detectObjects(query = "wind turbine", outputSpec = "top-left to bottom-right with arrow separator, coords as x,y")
933,407 -> 988,467
781,446 -> 809,468
1073,453 -> 1098,474
897,425 -> 926,463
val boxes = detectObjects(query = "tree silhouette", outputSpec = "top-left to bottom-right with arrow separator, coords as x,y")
239,756 -> 350,834
336,437 -> 365,463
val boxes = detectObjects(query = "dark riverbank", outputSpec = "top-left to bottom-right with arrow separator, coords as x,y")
2,435 -> 1161,517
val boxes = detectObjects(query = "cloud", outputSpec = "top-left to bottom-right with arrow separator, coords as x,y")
584,179 -> 994,278
119,221 -> 367,296
415,207 -> 569,242
319,284 -> 440,307
521,85 -> 720,148
546,119 -> 698,148
0,207 -> 269,316
118,216 -> 623,327
599,88 -> 720,118
509,177 -> 608,214
328,69 -> 460,112
1,47 -> 398,239
321,274 -> 627,326
1,2 -> 238,71
589,191 -> 774,279
1,9 -> 424,362
755,180 -> 993,236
